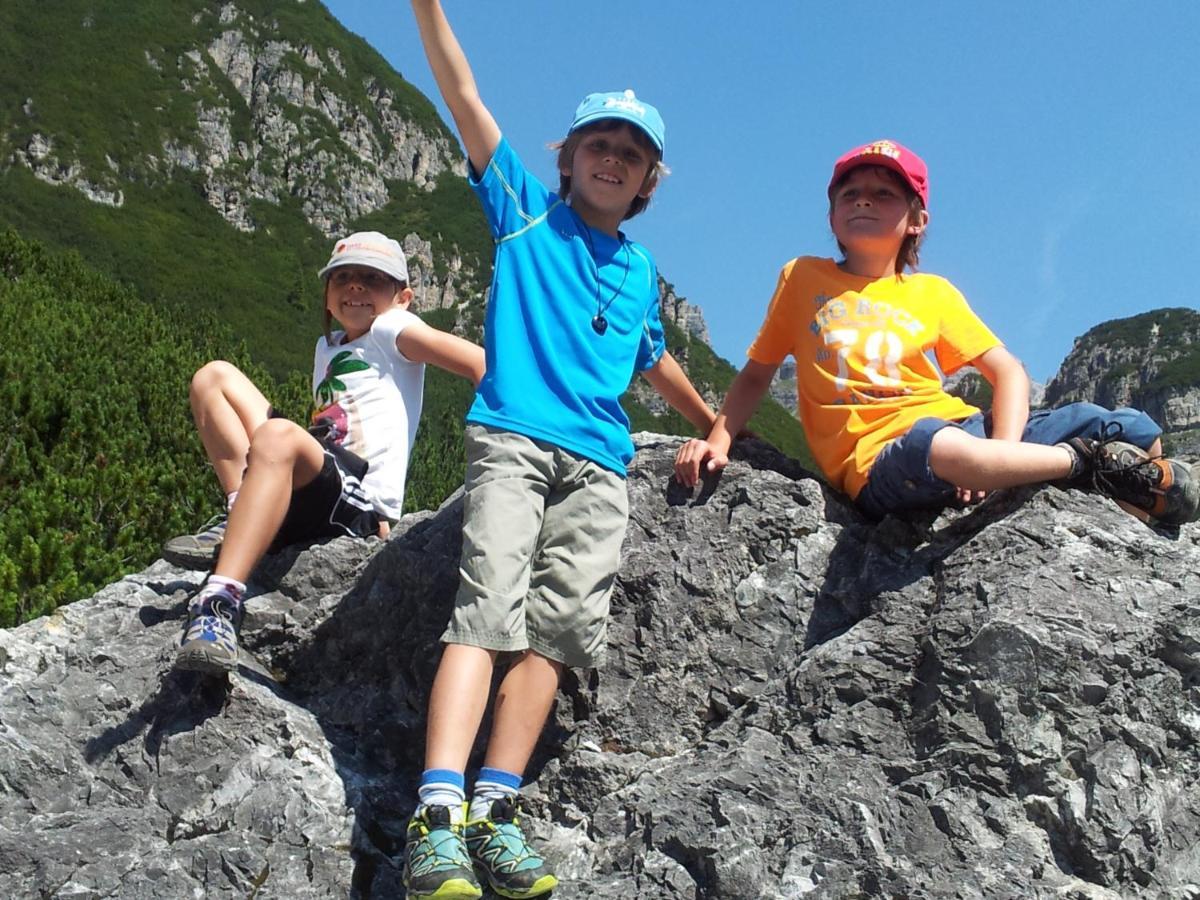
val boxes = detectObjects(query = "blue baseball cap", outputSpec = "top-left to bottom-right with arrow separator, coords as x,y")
569,89 -> 665,158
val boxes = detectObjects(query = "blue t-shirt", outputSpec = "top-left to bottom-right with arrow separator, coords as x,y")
466,136 -> 666,475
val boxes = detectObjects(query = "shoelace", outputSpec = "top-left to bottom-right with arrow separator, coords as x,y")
413,814 -> 471,866
188,590 -> 243,630
198,515 -> 227,539
1087,422 -> 1164,501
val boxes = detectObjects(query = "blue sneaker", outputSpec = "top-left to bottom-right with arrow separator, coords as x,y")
403,805 -> 482,900
163,514 -> 227,569
175,584 -> 243,675
464,798 -> 558,898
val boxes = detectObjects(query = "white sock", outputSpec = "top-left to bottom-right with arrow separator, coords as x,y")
202,574 -> 245,604
226,490 -> 238,511
468,767 -> 521,821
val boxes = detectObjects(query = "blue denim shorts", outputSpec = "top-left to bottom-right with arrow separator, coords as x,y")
854,402 -> 1162,520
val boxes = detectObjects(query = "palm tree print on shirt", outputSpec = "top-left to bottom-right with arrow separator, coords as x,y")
312,350 -> 372,444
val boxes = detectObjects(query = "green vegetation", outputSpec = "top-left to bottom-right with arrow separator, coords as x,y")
0,230 -> 270,625
0,230 -> 473,627
1081,307 -> 1199,354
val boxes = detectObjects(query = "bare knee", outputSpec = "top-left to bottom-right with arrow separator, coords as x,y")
247,417 -> 307,465
189,360 -> 242,404
928,426 -> 977,475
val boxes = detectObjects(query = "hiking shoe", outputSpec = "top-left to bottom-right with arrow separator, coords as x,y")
464,798 -> 558,899
163,514 -> 227,569
1064,436 -> 1200,525
175,584 -> 244,675
403,805 -> 482,900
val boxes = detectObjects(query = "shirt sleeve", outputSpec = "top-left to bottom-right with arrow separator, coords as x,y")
368,307 -> 420,363
747,259 -> 802,365
468,136 -> 558,241
634,259 -> 667,372
932,281 -> 1001,374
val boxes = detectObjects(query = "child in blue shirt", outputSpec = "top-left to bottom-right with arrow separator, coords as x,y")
406,2 -> 716,898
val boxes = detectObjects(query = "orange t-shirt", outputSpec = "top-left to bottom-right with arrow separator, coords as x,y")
748,257 -> 1001,499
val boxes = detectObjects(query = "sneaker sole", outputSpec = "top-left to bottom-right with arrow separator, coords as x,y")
175,644 -> 238,675
402,878 -> 483,900
162,545 -> 220,570
489,874 -> 558,899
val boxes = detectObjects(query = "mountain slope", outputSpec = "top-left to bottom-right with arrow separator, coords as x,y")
0,0 -> 484,377
1044,307 -> 1200,453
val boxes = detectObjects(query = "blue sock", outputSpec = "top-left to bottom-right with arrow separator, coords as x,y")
468,766 -> 521,820
419,768 -> 466,824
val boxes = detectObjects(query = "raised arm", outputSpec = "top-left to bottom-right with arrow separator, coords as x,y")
410,0 -> 501,175
396,318 -> 486,385
641,351 -> 717,435
673,358 -> 778,486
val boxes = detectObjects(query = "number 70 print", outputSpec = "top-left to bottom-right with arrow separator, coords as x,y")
822,328 -> 903,391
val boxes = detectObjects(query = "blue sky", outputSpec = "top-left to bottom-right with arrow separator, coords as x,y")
325,1 -> 1200,383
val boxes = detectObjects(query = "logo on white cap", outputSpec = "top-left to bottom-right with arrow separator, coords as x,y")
602,89 -> 646,119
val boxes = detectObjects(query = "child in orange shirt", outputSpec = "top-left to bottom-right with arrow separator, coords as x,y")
676,139 -> 1198,526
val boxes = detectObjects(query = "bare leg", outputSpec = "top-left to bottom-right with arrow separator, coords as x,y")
929,427 -> 1074,492
424,643 -> 499,773
482,650 -> 563,776
212,419 -> 325,583
190,361 -> 273,495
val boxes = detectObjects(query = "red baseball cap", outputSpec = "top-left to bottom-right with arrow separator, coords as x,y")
828,139 -> 929,208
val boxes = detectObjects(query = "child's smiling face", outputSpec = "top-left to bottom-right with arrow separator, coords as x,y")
562,122 -> 657,230
829,166 -> 925,258
324,265 -> 410,341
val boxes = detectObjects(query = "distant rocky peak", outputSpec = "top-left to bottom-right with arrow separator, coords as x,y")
658,278 -> 711,346
1044,307 -> 1200,451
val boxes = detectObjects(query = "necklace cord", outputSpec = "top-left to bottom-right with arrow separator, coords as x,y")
578,221 -> 631,334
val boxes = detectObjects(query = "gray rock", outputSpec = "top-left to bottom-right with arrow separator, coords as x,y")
2,436 -> 1198,898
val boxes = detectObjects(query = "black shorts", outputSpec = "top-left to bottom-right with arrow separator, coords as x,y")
270,431 -> 381,551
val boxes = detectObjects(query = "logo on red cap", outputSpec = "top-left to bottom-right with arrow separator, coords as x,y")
830,139 -> 929,207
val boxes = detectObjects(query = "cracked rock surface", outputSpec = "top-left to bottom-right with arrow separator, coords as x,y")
2,436 -> 1198,898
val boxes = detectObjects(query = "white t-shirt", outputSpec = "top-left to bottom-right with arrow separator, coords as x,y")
310,307 -> 425,519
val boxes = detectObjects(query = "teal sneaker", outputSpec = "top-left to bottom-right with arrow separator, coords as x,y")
464,798 -> 558,899
402,805 -> 482,900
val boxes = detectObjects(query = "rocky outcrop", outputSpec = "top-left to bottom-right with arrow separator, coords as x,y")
11,130 -> 125,208
770,359 -> 798,411
3,435 -> 1199,898
1045,308 -> 1200,443
162,10 -> 465,237
660,279 -> 712,346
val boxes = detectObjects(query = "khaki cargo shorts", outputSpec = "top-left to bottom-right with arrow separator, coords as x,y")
442,425 -> 629,668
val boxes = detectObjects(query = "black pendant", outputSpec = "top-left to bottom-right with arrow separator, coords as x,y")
591,315 -> 608,335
